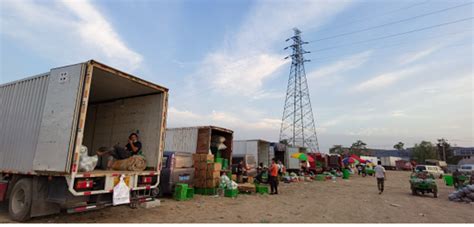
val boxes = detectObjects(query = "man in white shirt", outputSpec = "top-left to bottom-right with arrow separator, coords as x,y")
374,161 -> 386,194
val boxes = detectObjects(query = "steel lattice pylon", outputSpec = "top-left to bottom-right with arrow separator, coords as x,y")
279,28 -> 320,152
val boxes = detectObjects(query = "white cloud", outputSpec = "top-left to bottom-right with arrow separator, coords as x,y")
167,107 -> 281,132
398,46 -> 440,65
0,0 -> 142,71
352,66 -> 424,92
193,0 -> 353,96
307,51 -> 372,79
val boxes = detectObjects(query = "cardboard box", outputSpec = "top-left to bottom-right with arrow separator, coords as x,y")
206,170 -> 221,179
201,154 -> 214,162
213,162 -> 222,171
194,178 -> 205,188
248,176 -> 254,184
231,174 -> 237,181
192,154 -> 200,162
207,162 -> 221,171
196,162 -> 207,170
195,170 -> 207,178
205,178 -> 220,188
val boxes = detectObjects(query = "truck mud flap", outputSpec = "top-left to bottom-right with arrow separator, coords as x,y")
31,177 -> 61,218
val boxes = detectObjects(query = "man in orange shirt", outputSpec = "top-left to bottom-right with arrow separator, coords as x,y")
269,158 -> 279,195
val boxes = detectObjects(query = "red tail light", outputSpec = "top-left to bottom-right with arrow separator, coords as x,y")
75,179 -> 94,189
141,176 -> 152,184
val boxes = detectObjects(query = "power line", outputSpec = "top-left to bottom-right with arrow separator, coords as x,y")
309,42 -> 472,65
308,17 -> 474,53
307,29 -> 473,62
311,0 -> 430,34
308,2 -> 473,43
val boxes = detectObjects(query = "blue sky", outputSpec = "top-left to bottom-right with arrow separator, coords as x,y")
1,0 -> 473,152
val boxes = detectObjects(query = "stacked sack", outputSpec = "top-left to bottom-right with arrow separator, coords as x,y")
211,136 -> 227,151
448,184 -> 474,203
78,145 -> 98,172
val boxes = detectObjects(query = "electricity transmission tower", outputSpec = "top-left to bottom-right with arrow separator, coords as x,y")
279,28 -> 320,152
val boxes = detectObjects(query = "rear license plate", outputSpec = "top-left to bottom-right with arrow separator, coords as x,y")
179,175 -> 190,181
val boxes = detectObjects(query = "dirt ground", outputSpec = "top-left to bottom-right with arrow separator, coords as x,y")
0,171 -> 472,223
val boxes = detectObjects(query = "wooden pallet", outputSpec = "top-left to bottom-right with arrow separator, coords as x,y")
237,183 -> 256,193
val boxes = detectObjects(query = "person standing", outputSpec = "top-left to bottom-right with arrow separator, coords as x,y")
374,161 -> 386,194
269,159 -> 279,195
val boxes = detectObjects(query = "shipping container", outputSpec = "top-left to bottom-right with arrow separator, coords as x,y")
380,156 -> 401,170
0,60 -> 168,221
285,147 -> 301,171
164,126 -> 233,166
233,140 -> 271,166
360,156 -> 379,165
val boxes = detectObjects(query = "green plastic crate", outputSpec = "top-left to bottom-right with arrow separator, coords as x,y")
215,158 -> 224,166
174,184 -> 188,201
222,159 -> 228,169
194,188 -> 205,195
224,189 -> 238,197
315,175 -> 326,181
205,188 -> 218,195
255,184 -> 269,194
186,188 -> 194,199
215,151 -> 222,159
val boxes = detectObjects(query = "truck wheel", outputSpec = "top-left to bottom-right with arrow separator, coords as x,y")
8,178 -> 32,222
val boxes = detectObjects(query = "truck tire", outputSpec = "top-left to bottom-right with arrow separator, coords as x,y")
8,178 -> 32,222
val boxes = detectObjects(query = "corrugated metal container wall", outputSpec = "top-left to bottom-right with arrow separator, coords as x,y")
0,74 -> 50,172
232,141 -> 256,156
164,128 -> 199,153
286,147 -> 301,170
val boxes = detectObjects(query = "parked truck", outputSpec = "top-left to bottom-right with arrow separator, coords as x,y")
327,154 -> 343,170
0,60 -> 169,221
380,156 -> 401,170
285,147 -> 302,172
233,140 -> 271,166
164,126 -> 233,168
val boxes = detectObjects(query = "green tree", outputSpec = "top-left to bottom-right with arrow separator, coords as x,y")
412,141 -> 438,164
436,138 -> 461,164
329,145 -> 344,155
393,142 -> 404,151
350,140 -> 367,156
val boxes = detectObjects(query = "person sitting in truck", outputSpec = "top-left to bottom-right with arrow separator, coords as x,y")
126,133 -> 142,156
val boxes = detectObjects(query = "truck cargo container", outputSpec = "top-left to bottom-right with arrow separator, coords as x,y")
380,156 -> 401,170
327,154 -> 343,170
308,153 -> 328,174
0,60 -> 168,221
395,160 -> 413,171
285,147 -> 302,172
233,140 -> 271,166
360,156 -> 379,165
164,126 -> 233,166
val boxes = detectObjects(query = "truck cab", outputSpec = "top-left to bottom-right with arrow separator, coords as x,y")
158,152 -> 194,196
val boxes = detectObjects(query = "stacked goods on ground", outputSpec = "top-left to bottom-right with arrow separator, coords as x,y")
193,153 -> 221,195
165,126 -> 233,171
448,184 -> 474,203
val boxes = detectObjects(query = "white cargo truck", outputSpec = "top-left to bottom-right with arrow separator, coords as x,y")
233,140 -> 271,166
285,147 -> 301,172
380,156 -> 401,170
0,60 -> 168,221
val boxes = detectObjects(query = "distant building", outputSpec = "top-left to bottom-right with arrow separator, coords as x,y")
365,149 -> 411,160
453,147 -> 474,165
